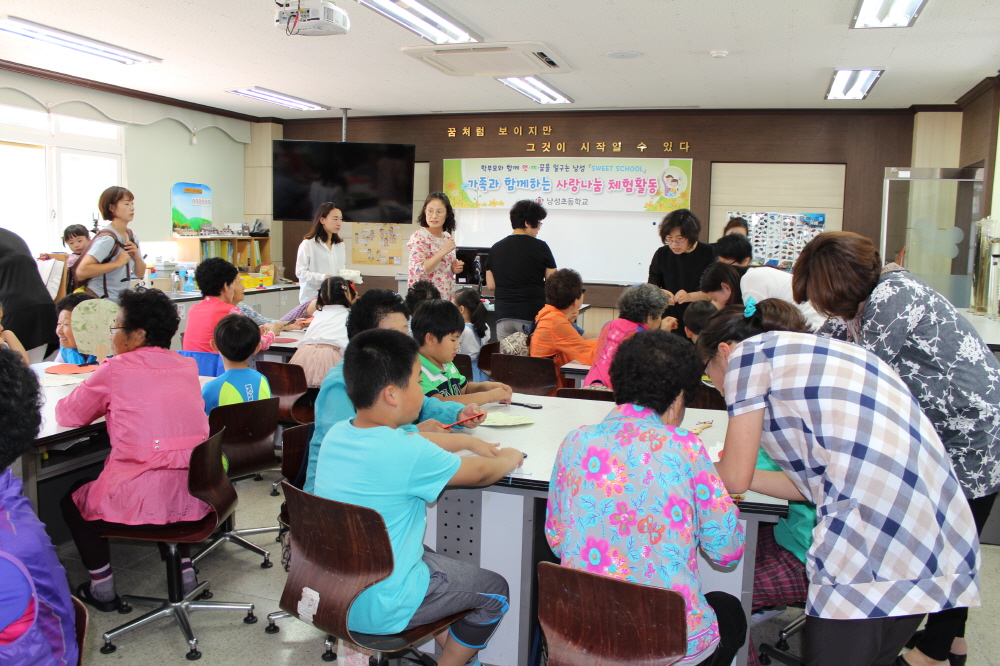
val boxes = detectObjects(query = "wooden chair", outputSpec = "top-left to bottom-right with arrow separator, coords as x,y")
556,388 -> 616,402
72,596 -> 88,666
492,355 -> 558,396
193,398 -> 281,569
454,353 -> 474,381
97,430 -> 257,660
267,483 -> 472,665
537,562 -> 687,666
689,384 -> 727,411
478,342 -> 500,376
256,361 -> 315,424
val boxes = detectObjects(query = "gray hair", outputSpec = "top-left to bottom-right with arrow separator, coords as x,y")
617,283 -> 669,324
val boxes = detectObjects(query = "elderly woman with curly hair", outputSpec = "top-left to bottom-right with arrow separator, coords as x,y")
583,283 -> 669,390
529,269 -> 597,388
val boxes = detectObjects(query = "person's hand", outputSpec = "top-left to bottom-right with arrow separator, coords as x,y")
456,403 -> 487,428
467,437 -> 500,458
440,237 -> 457,255
122,241 -> 140,259
283,319 -> 306,330
452,259 -> 465,274
673,290 -> 695,304
266,321 -> 284,334
498,447 -> 526,470
660,289 -> 674,305
417,419 -> 449,434
38,253 -> 52,260
486,384 -> 513,404
662,316 -> 679,331
113,251 -> 131,268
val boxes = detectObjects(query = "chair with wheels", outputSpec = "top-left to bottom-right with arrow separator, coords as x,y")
265,482 -> 473,666
192,398 -> 281,569
256,361 -> 316,425
537,561 -> 687,666
97,430 -> 258,660
758,606 -> 806,666
492,355 -> 558,396
72,596 -> 88,666
477,342 -> 500,377
453,353 -> 474,382
556,388 -> 616,402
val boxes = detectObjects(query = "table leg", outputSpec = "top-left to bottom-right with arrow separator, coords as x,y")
20,452 -> 38,512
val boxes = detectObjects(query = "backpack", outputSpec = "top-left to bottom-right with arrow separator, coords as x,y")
71,227 -> 136,298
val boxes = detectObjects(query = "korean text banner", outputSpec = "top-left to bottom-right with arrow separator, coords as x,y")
443,157 -> 692,213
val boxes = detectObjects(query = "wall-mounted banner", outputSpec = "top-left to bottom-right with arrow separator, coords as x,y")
443,157 -> 692,212
171,182 -> 212,231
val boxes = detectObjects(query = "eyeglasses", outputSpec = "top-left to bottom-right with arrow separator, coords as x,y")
109,326 -> 125,334
664,237 -> 688,246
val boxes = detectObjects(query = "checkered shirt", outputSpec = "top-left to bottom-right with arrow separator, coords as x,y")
725,331 -> 981,620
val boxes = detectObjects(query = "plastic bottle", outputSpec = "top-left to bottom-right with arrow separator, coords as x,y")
183,270 -> 195,292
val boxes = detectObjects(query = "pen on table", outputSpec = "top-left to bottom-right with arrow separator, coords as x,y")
442,412 -> 487,429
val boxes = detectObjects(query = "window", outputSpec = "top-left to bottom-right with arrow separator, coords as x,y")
0,141 -> 48,256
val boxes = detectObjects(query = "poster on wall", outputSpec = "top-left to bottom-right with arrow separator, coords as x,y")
443,157 -> 693,213
728,211 -> 826,269
352,223 -> 404,266
171,182 -> 212,232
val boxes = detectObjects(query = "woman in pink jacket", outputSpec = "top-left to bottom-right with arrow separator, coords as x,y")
58,288 -> 210,612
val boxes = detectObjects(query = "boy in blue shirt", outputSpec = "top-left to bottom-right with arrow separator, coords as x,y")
315,329 -> 524,666
305,289 -> 494,494
201,314 -> 271,414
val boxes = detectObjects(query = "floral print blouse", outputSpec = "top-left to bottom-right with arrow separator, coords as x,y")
545,404 -> 745,664
407,227 -> 456,297
820,269 -> 1000,499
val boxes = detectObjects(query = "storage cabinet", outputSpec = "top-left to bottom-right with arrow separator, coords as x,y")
175,235 -> 271,270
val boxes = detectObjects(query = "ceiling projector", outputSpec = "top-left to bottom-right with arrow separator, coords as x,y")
275,0 -> 350,36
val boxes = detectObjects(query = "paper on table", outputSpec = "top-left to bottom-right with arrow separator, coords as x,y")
39,373 -> 87,387
481,413 -> 535,427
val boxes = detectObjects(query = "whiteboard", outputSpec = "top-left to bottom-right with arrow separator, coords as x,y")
454,208 -> 663,285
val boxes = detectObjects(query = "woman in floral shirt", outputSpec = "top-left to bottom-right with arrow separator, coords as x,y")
546,330 -> 746,666
793,232 -> 999,666
407,192 -> 464,297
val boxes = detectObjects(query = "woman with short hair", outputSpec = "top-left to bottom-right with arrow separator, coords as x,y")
529,269 -> 596,387
647,209 -> 716,329
583,283 -> 669,389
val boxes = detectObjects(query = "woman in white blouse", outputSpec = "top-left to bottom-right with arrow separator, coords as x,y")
296,202 -> 346,305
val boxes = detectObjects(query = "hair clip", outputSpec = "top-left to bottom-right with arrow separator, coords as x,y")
744,296 -> 757,318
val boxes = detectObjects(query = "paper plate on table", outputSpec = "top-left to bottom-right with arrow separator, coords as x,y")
45,363 -> 98,375
272,337 -> 298,343
481,413 -> 534,427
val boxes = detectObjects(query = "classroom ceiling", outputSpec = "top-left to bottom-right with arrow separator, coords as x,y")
0,0 -> 998,119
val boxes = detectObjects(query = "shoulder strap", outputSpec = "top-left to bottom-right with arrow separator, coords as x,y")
71,228 -> 128,298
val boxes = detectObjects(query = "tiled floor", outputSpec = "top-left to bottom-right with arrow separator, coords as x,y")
58,474 -> 1000,666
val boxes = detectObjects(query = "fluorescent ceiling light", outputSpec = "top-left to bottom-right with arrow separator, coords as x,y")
355,0 -> 480,44
497,77 -> 573,105
0,16 -> 160,64
227,87 -> 330,111
851,0 -> 928,28
825,69 -> 883,100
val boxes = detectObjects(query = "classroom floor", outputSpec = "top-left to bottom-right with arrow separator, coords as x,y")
58,472 -> 1000,666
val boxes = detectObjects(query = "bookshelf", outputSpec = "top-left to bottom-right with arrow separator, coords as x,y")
174,236 -> 270,269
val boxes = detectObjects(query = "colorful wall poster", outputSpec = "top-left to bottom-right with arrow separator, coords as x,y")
443,157 -> 693,213
351,223 -> 403,266
171,182 -> 212,231
728,211 -> 826,269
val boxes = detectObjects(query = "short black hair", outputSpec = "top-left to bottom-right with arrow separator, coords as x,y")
610,329 -> 701,414
411,299 -> 464,347
714,234 -> 753,263
195,257 -> 239,297
118,288 -> 180,349
56,292 -> 95,315
683,300 -> 718,335
346,289 -> 411,340
213,314 -> 260,362
0,348 -> 43,469
545,268 -> 584,310
404,280 -> 441,313
343,329 -> 420,410
510,199 -> 547,229
658,209 -> 701,245
62,224 -> 90,244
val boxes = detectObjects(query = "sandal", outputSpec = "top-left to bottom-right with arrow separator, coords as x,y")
75,582 -> 121,613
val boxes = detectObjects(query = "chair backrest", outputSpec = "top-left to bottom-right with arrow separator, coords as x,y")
178,349 -> 226,377
478,342 -> 500,375
256,361 -> 309,423
556,388 -> 616,402
492,354 -> 557,396
188,429 -> 239,529
453,353 -> 474,382
279,482 -> 394,643
71,596 -> 87,666
208,398 -> 280,477
537,562 -> 687,666
280,423 -> 312,488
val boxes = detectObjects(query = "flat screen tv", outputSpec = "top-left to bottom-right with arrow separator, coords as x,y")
272,140 -> 416,223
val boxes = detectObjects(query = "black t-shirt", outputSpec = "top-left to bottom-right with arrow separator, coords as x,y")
647,241 -> 716,323
485,234 -> 557,322
0,229 -> 58,352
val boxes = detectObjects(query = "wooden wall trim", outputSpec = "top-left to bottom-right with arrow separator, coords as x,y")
957,77 -> 1000,216
956,76 -> 1000,108
0,59 -> 282,123
910,104 -> 963,113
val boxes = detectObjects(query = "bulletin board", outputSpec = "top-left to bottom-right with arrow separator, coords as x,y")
351,223 -> 404,266
727,212 -> 826,269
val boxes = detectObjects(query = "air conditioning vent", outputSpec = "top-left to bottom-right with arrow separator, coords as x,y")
402,41 -> 571,77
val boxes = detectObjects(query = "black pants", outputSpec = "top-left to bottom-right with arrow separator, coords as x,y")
695,591 -> 748,666
60,480 -> 193,572
805,614 -> 925,666
913,491 -> 997,661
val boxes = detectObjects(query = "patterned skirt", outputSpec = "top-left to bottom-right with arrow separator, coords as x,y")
289,343 -> 343,387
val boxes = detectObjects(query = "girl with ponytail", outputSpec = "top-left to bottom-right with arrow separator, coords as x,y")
290,276 -> 358,386
696,297 -> 981,664
452,287 -> 490,381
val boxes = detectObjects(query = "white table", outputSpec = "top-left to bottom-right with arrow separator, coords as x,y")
426,394 -> 786,666
963,312 -> 1000,351
559,361 -> 590,388
260,329 -> 305,362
